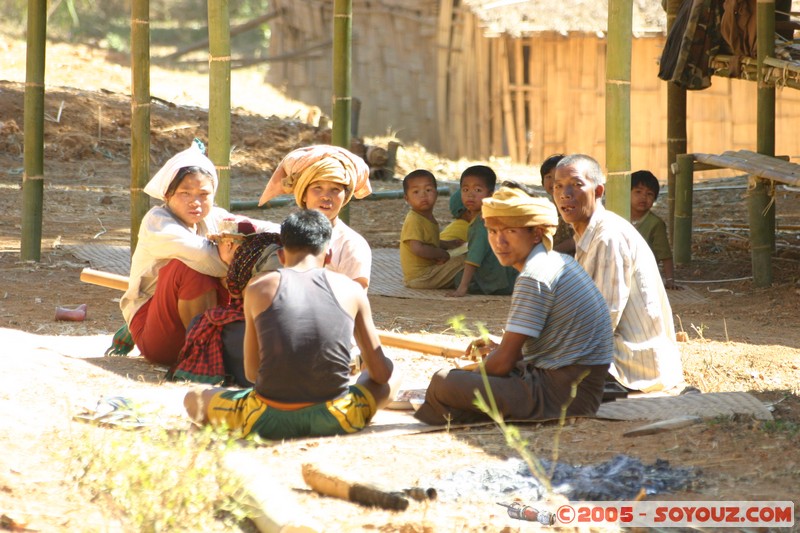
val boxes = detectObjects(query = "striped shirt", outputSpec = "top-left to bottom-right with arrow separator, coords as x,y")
506,244 -> 614,369
575,204 -> 685,392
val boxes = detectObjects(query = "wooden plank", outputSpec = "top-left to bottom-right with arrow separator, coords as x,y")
693,150 -> 800,185
491,39 -> 504,155
452,13 -> 466,158
437,0 -> 454,157
463,13 -> 476,156
513,38 -> 526,162
623,416 -> 702,437
477,31 -> 491,157
500,37 -> 518,159
525,38 -> 537,165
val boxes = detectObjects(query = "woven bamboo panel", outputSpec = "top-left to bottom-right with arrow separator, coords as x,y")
267,2 -> 800,177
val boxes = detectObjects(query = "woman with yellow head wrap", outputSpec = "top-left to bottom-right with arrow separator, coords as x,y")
260,145 -> 373,289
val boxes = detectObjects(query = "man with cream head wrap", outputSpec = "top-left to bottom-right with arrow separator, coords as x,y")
414,185 -> 614,425
259,145 -> 373,289
121,141 -> 279,366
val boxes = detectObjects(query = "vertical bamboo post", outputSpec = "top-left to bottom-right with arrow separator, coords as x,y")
605,0 -> 633,218
130,0 -> 150,254
750,0 -> 776,287
208,0 -> 231,210
666,0 -> 687,242
673,153 -> 694,264
21,0 -> 47,261
332,0 -> 352,224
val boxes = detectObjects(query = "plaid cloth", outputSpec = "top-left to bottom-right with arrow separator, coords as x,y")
167,232 -> 281,385
168,302 -> 243,385
105,324 -> 135,357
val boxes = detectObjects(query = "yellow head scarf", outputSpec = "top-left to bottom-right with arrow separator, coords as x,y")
258,145 -> 371,207
482,186 -> 559,251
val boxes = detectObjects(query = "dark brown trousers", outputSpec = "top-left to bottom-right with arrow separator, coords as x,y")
413,363 -> 609,426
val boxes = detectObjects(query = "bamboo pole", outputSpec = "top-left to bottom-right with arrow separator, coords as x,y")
332,0 -> 353,224
208,0 -> 231,210
673,154 -> 694,265
79,267 -> 466,359
666,0 -> 687,242
436,0 -> 454,158
605,0 -> 633,219
130,0 -> 150,255
21,0 -> 47,261
750,0 -> 776,287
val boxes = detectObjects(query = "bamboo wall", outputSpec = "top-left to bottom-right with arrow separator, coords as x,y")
267,1 -> 800,177
439,21 -> 800,177
266,0 -> 440,150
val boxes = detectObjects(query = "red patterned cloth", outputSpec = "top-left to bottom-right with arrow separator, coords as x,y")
168,232 -> 281,385
169,301 -> 243,385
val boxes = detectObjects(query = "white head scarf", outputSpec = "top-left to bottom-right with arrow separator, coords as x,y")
143,141 -> 218,201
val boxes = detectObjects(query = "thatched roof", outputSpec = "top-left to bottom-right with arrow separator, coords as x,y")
462,0 -> 667,37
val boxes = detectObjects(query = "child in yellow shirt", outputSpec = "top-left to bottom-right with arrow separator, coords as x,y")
439,189 -> 473,253
399,170 -> 466,289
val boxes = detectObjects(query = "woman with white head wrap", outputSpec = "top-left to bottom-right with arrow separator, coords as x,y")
121,140 -> 279,366
260,144 -> 373,289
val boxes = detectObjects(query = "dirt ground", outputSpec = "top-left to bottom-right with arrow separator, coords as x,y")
1,33 -> 800,532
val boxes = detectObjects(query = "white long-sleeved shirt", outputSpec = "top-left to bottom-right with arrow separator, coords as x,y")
575,204 -> 685,392
120,205 -> 278,325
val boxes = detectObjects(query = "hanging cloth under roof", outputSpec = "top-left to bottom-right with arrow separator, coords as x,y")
658,0 -> 725,90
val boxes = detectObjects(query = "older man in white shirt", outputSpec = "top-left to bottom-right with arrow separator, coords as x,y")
553,154 -> 686,393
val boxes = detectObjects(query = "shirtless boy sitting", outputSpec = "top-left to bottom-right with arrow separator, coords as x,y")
184,209 -> 399,440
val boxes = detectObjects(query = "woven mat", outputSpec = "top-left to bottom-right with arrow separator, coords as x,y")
65,244 -> 131,276
369,248 -> 509,301
667,285 -> 709,306
596,391 -> 772,421
357,390 -> 772,437
64,244 -> 708,305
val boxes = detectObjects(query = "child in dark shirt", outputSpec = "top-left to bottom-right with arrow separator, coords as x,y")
630,170 -> 678,290
451,165 -> 517,297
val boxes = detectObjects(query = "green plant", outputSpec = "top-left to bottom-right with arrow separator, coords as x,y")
70,424 -> 252,531
447,315 -> 585,492
447,314 -> 490,357
472,360 -> 552,492
690,322 -> 708,340
760,420 -> 800,437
